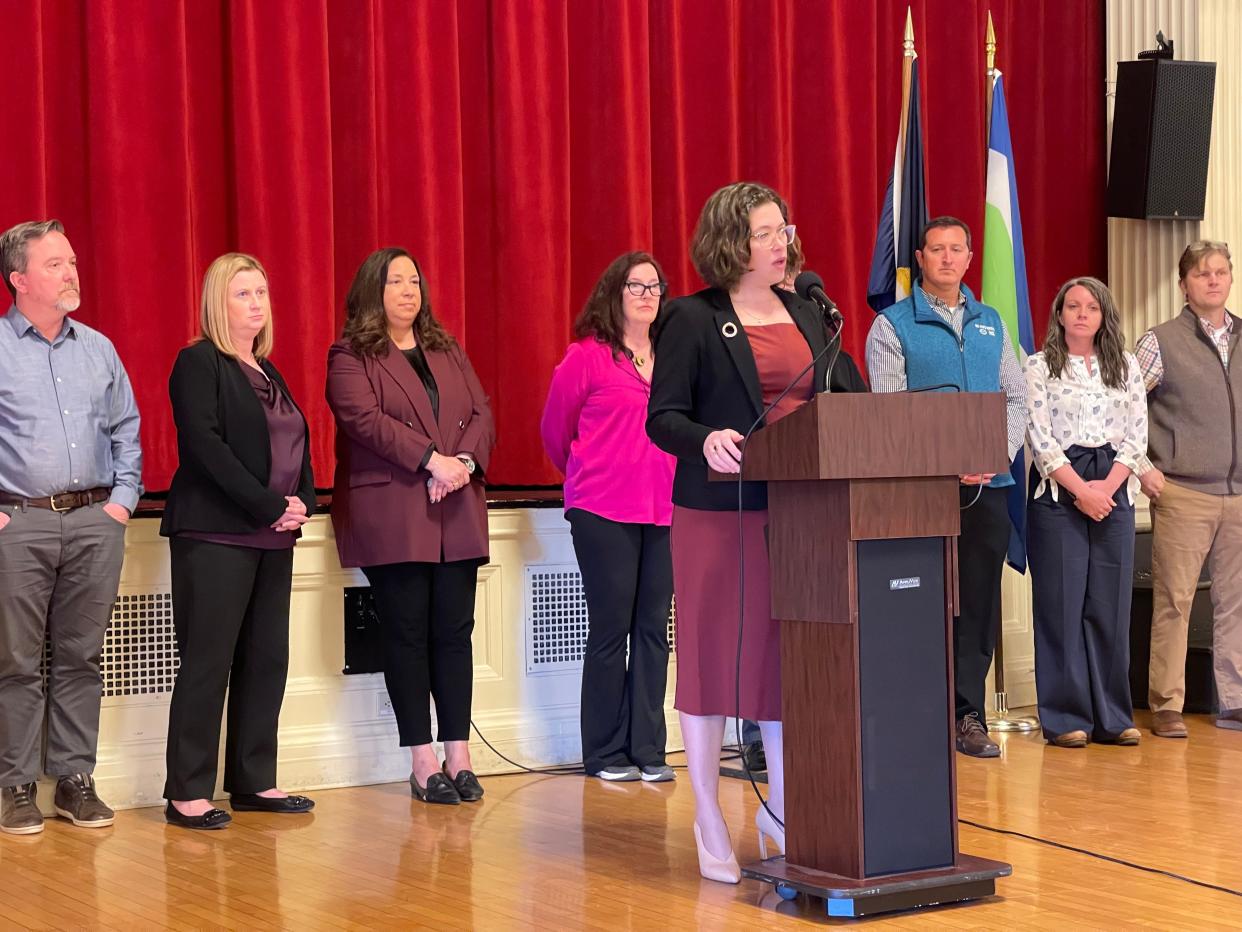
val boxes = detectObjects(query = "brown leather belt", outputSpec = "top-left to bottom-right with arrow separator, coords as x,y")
0,488 -> 111,512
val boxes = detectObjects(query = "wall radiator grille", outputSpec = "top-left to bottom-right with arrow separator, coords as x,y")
525,565 -> 674,674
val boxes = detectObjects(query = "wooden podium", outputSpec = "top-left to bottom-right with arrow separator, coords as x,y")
737,391 -> 1014,917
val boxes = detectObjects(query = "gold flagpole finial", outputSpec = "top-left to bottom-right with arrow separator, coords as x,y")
904,7 -> 916,58
986,11 -> 997,75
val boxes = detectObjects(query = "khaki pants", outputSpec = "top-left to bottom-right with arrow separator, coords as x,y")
1149,479 -> 1242,713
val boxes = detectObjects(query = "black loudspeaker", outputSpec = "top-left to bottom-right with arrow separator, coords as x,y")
855,537 -> 954,877
1128,531 -> 1217,713
1107,59 -> 1216,220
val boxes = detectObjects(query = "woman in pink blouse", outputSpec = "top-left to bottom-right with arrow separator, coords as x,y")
1025,276 -> 1147,749
541,251 -> 676,783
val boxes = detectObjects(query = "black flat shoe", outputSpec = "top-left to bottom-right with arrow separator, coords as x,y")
410,771 -> 460,805
443,765 -> 484,802
164,802 -> 232,830
229,793 -> 315,813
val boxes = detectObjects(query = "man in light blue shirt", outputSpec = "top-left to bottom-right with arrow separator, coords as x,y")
0,219 -> 142,834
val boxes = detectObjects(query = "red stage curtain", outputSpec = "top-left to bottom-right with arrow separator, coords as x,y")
0,0 -> 1104,490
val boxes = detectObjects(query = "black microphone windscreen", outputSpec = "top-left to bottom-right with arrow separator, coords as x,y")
793,271 -> 824,302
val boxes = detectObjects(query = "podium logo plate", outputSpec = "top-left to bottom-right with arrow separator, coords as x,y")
889,577 -> 922,590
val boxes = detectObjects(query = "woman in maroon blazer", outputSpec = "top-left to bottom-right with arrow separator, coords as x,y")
326,248 -> 495,806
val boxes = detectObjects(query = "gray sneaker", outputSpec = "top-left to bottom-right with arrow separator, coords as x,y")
1,783 -> 44,835
592,765 -> 641,782
54,774 -> 115,828
640,764 -> 675,783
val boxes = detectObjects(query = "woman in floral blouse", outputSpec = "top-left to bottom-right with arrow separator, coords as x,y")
1025,276 -> 1147,749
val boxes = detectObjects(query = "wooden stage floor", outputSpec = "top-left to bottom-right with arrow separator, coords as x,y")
3,708 -> 1241,930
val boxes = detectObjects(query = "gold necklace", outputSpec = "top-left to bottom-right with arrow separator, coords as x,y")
739,303 -> 779,324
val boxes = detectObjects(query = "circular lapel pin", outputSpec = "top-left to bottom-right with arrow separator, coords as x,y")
722,321 -> 738,338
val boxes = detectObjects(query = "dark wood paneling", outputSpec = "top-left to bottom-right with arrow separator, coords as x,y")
782,618 -> 863,878
848,477 -> 960,540
742,392 -> 1008,482
767,482 -> 852,624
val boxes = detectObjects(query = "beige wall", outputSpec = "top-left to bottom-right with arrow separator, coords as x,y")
86,510 -> 680,810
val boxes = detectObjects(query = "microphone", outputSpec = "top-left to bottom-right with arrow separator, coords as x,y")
794,270 -> 844,326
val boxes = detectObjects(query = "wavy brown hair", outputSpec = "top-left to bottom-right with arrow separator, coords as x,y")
342,248 -> 456,357
689,181 -> 798,290
1042,276 -> 1128,390
573,251 -> 667,360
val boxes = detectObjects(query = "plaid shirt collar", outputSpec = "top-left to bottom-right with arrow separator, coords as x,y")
919,286 -> 965,314
1192,306 -> 1234,342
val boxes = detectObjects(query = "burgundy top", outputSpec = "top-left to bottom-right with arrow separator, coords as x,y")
745,323 -> 814,423
183,363 -> 307,550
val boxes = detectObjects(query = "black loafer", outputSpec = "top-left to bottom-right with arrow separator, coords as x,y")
444,765 -> 484,802
410,771 -> 460,805
229,793 -> 315,813
164,802 -> 232,830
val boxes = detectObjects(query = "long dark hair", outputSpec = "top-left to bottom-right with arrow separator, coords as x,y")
1042,276 -> 1128,389
573,251 -> 667,360
342,248 -> 456,357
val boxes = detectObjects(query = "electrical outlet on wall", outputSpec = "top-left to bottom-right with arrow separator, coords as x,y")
376,692 -> 395,718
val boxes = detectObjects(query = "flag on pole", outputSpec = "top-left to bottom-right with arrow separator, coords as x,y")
867,15 -> 929,312
982,72 -> 1036,572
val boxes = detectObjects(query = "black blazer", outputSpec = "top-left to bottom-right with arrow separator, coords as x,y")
648,286 -> 863,511
160,340 -> 316,536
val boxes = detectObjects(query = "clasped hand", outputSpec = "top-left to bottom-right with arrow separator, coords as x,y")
426,452 -> 471,504
1073,480 -> 1116,523
271,496 -> 310,532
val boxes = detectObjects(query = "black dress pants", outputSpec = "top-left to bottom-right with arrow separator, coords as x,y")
568,509 -> 673,773
955,485 -> 1011,724
362,560 -> 479,746
164,538 -> 293,800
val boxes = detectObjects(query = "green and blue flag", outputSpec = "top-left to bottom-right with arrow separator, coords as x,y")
981,73 -> 1036,572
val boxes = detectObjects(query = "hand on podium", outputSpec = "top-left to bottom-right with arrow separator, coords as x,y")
704,429 -> 744,474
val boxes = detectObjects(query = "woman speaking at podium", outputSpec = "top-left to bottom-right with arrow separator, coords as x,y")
647,182 -> 829,883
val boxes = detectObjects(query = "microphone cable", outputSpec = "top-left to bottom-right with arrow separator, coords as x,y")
730,311 -> 846,834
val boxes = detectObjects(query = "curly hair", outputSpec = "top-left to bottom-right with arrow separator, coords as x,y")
341,248 -> 456,357
1042,276 -> 1128,390
573,251 -> 667,359
689,181 -> 795,290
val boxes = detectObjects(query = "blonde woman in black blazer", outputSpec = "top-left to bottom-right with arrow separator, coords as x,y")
160,253 -> 315,830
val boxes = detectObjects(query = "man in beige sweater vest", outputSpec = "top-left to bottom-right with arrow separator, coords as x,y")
1135,241 -> 1242,739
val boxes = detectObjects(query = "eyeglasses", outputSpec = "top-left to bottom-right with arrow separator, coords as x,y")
749,224 -> 797,248
623,281 -> 668,298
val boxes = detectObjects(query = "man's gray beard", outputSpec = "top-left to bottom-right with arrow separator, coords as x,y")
56,293 -> 81,313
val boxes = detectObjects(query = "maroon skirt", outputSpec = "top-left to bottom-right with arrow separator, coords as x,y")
670,505 -> 780,721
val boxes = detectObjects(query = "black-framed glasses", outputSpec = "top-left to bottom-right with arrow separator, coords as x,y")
623,280 -> 668,298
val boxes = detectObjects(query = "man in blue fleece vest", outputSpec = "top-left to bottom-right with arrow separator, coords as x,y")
866,217 -> 1026,758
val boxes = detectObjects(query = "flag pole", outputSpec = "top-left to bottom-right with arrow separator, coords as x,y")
900,7 -> 916,152
984,11 -> 996,144
983,11 -> 1039,735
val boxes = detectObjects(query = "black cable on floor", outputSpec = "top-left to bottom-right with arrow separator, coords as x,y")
959,817 -> 1242,899
460,723 -> 1242,900
468,719 -> 706,776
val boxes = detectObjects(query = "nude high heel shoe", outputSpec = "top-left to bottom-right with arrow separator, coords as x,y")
693,823 -> 741,884
755,806 -> 786,859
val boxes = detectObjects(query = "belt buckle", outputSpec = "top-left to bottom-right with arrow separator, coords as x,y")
50,492 -> 75,512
